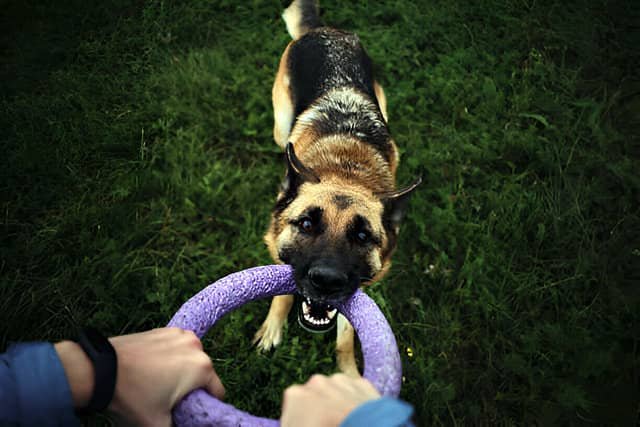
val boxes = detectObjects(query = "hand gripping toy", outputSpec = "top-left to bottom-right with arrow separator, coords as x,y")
167,265 -> 401,426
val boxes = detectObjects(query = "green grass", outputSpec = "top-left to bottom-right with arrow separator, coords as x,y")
1,0 -> 639,424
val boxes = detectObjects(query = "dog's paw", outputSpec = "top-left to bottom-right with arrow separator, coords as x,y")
252,319 -> 284,352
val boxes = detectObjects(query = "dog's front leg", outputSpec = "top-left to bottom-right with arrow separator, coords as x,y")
336,314 -> 360,376
253,294 -> 294,351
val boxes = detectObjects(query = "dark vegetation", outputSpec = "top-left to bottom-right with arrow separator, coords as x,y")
1,0 -> 638,424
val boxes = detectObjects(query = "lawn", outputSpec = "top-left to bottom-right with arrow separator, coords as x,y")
1,0 -> 638,425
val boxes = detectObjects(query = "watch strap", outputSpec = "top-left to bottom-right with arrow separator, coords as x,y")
76,327 -> 118,412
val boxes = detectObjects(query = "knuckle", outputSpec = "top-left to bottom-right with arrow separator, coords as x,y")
307,374 -> 326,386
165,326 -> 183,335
195,352 -> 213,368
184,331 -> 203,349
183,329 -> 197,338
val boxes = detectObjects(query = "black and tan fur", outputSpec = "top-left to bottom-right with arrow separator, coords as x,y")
253,0 -> 420,375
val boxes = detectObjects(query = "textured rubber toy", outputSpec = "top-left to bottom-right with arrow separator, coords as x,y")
167,265 -> 401,427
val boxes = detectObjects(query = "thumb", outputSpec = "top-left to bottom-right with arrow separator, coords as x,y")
205,370 -> 226,400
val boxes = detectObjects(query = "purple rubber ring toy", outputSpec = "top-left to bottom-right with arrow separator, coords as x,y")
167,264 -> 402,427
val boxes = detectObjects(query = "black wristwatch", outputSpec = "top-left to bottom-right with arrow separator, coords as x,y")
76,327 -> 118,412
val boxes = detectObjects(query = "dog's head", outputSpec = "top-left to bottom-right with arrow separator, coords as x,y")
265,144 -> 420,332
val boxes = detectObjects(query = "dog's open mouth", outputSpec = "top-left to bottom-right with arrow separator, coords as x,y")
296,295 -> 338,333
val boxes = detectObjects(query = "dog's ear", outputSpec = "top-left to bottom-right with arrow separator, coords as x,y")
282,142 -> 320,193
380,176 -> 422,231
274,143 -> 320,213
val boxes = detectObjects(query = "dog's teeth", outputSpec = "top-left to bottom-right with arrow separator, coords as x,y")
327,308 -> 337,318
302,310 -> 334,327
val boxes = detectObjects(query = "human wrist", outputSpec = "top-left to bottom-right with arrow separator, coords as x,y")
54,340 -> 95,408
105,337 -> 126,416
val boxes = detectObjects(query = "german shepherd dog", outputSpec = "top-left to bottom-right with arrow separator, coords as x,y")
253,0 -> 421,375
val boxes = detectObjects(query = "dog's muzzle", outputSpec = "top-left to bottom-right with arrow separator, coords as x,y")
295,264 -> 358,333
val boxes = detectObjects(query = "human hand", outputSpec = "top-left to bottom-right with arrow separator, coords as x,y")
107,327 -> 224,426
281,373 -> 381,427
56,327 -> 224,427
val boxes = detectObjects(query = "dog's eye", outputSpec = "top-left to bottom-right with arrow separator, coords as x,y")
299,217 -> 314,233
356,230 -> 369,243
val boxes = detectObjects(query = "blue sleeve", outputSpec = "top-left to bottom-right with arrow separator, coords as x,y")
340,397 -> 415,427
0,342 -> 80,427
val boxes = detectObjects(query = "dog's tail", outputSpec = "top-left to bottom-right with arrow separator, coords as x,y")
282,0 -> 322,40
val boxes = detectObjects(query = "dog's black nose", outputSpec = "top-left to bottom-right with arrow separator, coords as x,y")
308,265 -> 348,291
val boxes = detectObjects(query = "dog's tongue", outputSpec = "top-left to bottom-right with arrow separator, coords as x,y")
296,294 -> 338,333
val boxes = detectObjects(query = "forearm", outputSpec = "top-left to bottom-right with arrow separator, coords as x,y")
0,342 -> 80,426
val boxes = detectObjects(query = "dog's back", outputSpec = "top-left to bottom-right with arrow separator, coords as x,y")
282,0 -> 394,164
283,1 -> 376,113
287,29 -> 378,118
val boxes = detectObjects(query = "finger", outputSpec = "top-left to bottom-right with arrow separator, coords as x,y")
330,373 -> 380,398
204,369 -> 225,400
328,373 -> 355,391
170,354 -> 221,406
282,384 -> 302,409
191,353 -> 224,397
281,385 -> 305,427
351,377 -> 380,399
